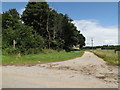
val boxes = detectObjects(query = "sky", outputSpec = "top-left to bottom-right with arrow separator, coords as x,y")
2,2 -> 118,46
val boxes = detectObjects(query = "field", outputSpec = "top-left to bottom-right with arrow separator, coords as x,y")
91,50 -> 119,66
2,50 -> 84,65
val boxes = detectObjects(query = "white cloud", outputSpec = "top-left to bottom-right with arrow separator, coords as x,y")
19,8 -> 25,15
72,20 -> 118,46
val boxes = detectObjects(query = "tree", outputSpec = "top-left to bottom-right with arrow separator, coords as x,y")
22,2 -> 53,48
2,22 -> 45,54
2,8 -> 20,29
77,33 -> 86,48
21,2 -> 86,51
2,8 -> 45,54
15,23 -> 44,54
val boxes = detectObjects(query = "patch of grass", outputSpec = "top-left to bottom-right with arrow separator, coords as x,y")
2,50 -> 84,65
91,50 -> 119,66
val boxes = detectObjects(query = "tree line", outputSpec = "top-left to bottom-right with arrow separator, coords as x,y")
2,2 -> 85,54
83,45 -> 120,50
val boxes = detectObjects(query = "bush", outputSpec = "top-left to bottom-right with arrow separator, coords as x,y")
3,23 -> 45,55
23,48 -> 43,55
3,47 -> 20,55
42,49 -> 58,54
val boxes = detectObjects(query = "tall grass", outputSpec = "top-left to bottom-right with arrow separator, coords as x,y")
91,50 -> 119,66
2,49 -> 84,65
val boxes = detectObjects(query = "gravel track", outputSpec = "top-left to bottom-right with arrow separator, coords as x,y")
2,51 -> 118,88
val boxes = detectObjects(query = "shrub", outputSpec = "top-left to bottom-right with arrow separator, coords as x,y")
2,47 -> 20,55
3,23 -> 45,55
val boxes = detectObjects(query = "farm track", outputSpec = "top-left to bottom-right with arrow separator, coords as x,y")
2,52 -> 118,88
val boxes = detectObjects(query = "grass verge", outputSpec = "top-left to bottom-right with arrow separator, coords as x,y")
2,50 -> 84,65
91,50 -> 119,66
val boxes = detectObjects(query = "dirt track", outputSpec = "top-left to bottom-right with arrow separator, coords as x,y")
2,52 -> 118,88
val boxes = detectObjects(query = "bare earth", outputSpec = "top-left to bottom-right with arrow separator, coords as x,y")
2,52 -> 118,88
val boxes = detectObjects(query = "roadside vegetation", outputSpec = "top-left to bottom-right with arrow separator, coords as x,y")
2,2 -> 85,55
91,50 -> 119,66
1,2 -> 86,65
2,50 -> 84,65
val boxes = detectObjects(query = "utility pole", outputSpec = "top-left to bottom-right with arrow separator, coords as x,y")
91,38 -> 93,49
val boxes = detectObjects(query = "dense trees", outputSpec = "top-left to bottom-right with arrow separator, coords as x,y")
2,2 -> 85,54
2,8 -> 44,54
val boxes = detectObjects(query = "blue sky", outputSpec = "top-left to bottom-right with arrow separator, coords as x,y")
48,2 -> 118,27
2,2 -> 118,26
2,2 -> 118,46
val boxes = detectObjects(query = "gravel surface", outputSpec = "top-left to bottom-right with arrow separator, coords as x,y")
2,52 -> 118,88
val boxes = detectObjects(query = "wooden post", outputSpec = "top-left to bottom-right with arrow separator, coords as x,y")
13,40 -> 16,48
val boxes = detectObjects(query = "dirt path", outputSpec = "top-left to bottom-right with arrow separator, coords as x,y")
2,51 -> 118,88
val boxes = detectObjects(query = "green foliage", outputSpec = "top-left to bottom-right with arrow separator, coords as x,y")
2,2 -> 86,55
2,9 -> 20,29
2,47 -> 19,55
21,2 -> 85,50
21,2 -> 49,37
42,49 -> 59,54
15,23 -> 44,50
2,27 -> 16,48
83,45 -> 120,50
2,23 -> 45,54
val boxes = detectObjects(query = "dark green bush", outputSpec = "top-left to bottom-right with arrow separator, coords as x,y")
3,47 -> 20,55
2,23 -> 45,55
